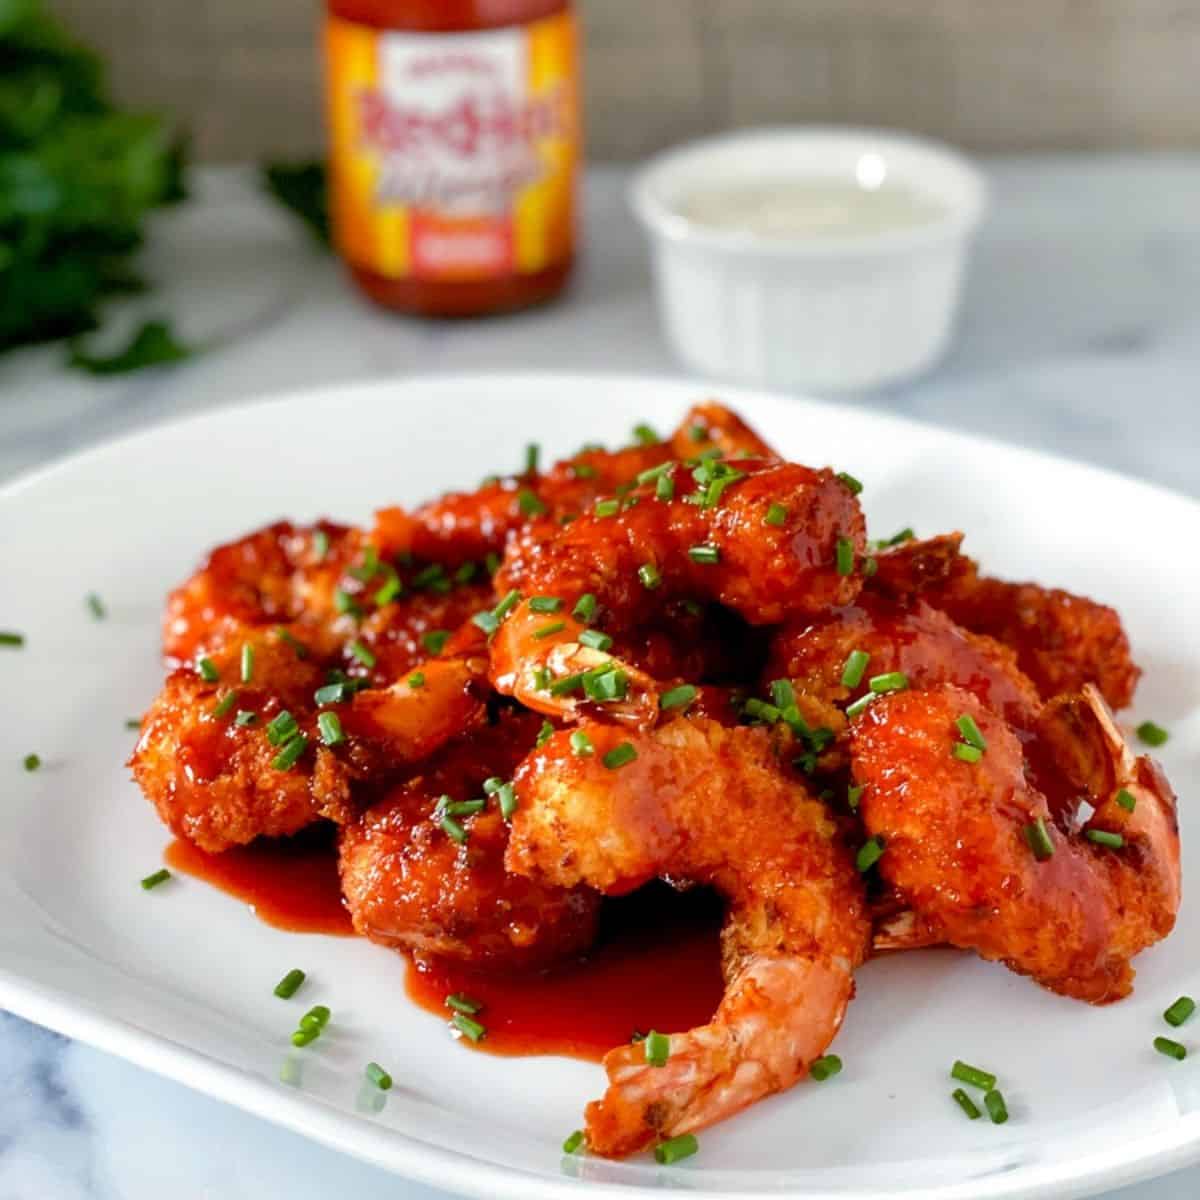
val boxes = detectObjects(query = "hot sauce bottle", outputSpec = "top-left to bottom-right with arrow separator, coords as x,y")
325,0 -> 579,317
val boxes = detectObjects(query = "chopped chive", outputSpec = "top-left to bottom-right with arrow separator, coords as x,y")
22,753 -> 40,771
688,543 -> 720,565
809,1054 -> 842,1081
569,730 -> 594,757
533,621 -> 566,640
451,1012 -> 486,1042
266,710 -> 298,745
348,546 -> 380,581
862,556 -> 878,578
1085,829 -> 1124,849
689,423 -> 707,442
517,488 -> 546,517
374,573 -> 402,606
869,671 -> 908,694
562,1129 -> 585,1155
835,537 -> 855,576
953,743 -> 983,764
847,784 -> 864,810
594,499 -> 619,518
276,627 -> 309,658
633,423 -> 659,445
140,868 -> 170,891
212,690 -> 238,718
955,714 -> 987,751
952,1088 -> 982,1119
764,502 -> 788,528
637,563 -> 662,590
743,697 -> 781,724
654,1134 -> 698,1166
984,1090 -> 1009,1125
661,683 -> 698,711
494,589 -> 522,620
484,552 -> 501,575
536,720 -> 554,747
86,592 -> 106,619
637,462 -> 673,485
841,649 -> 870,689
421,629 -> 450,655
765,680 -> 793,711
702,470 -> 743,508
446,993 -> 482,1015
471,610 -> 500,636
532,666 -> 552,690
573,593 -> 597,621
240,642 -> 255,683
272,734 -> 309,771
570,462 -> 596,480
197,656 -> 219,683
644,1030 -> 670,1067
886,527 -> 914,546
1156,1036 -> 1187,1061
845,693 -> 875,720
1116,788 -> 1137,812
836,471 -> 863,496
291,1027 -> 318,1047
583,664 -> 629,702
497,782 -> 518,820
235,710 -> 257,727
1137,721 -> 1169,747
274,969 -> 306,999
454,561 -> 478,585
578,629 -> 613,651
0,631 -> 25,647
349,640 -> 376,668
125,717 -> 142,729
1165,996 -> 1196,1028
1024,818 -> 1055,861
602,743 -> 637,770
529,595 -> 562,614
856,836 -> 885,873
312,529 -> 330,560
411,564 -> 446,589
334,588 -> 362,618
525,443 -> 540,475
443,799 -> 486,817
301,1005 -> 331,1030
314,682 -> 351,705
482,777 -> 503,795
365,1062 -> 392,1090
548,671 -> 586,697
440,814 -> 468,844
950,1061 -> 997,1091
317,712 -> 345,746
656,473 -> 675,502
407,672 -> 425,689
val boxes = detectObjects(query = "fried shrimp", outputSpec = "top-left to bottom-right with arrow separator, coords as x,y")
851,683 -> 1179,1002
507,717 -> 870,1157
131,631 -> 486,852
490,461 -> 866,724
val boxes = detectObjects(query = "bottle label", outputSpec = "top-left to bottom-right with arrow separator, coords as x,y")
326,11 -> 578,281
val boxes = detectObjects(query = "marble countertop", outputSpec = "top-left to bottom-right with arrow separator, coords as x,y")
1,161 -> 1197,1199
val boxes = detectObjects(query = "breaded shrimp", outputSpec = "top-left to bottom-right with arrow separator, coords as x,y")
507,717 -> 870,1157
131,631 -> 486,852
851,684 -> 1179,1002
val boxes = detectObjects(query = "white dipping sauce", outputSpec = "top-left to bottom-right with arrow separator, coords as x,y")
675,177 -> 945,238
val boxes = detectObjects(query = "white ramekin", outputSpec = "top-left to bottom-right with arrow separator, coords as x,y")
629,127 -> 988,393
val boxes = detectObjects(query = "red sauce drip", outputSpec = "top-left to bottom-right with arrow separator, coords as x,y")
164,831 -> 354,936
404,885 -> 725,1061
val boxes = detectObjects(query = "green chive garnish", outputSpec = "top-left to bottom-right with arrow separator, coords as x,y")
956,714 -> 987,751
856,836 -> 885,872
594,499 -> 619,518
451,1013 -> 486,1042
569,730 -> 594,756
764,503 -> 787,528
440,814 -> 468,844
494,589 -> 522,620
274,969 -> 306,999
213,690 -> 238,718
548,671 -> 585,697
125,717 -> 142,729
471,610 -> 500,636
1137,721 -> 1169,747
836,471 -> 863,495
349,640 -> 376,668
1116,788 -> 1137,812
1086,829 -> 1124,849
240,642 -> 255,683
276,628 -> 309,658
484,552 -> 501,575
140,868 -> 170,891
0,632 -> 25,647
689,423 -> 707,442
656,473 -> 675,502
810,1054 -> 842,1082
654,1134 -> 698,1165
533,621 -> 566,640
602,743 -> 637,770
644,1030 -> 670,1067
272,735 -> 308,771
1156,1036 -> 1187,1061
197,656 -> 219,683
411,564 -> 446,589
517,488 -> 546,517
573,593 -> 597,622
535,720 -> 554,747
981,1089 -> 1008,1124
235,710 -> 256,727
1024,818 -> 1055,861
637,563 -> 662,590
845,693 -> 875,720
22,752 -> 40,772
266,710 -> 298,745
951,1061 -> 996,1091
291,1027 -> 318,1047
374,573 -> 402,606
86,592 -> 106,619
300,1005 -> 330,1030
885,527 -> 914,546
529,595 -> 562,614
422,629 -> 450,655
869,671 -> 908,694
365,1062 -> 393,1090
446,993 -> 482,1015
953,743 -> 983,764
952,1088 -> 982,1119
661,684 -> 697,711
578,629 -> 613,651
835,537 -> 855,576
317,712 -> 345,746
633,423 -> 659,445
314,682 -> 351,705
525,443 -> 540,475
562,1130 -> 585,1155
312,529 -> 330,560
847,785 -> 863,810
841,650 -> 870,689
334,588 -> 362,618
454,562 -> 478,585
1165,996 -> 1196,1027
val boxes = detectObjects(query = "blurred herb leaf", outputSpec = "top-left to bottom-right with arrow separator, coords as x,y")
0,0 -> 184,354
263,161 -> 329,247
67,318 -> 192,375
